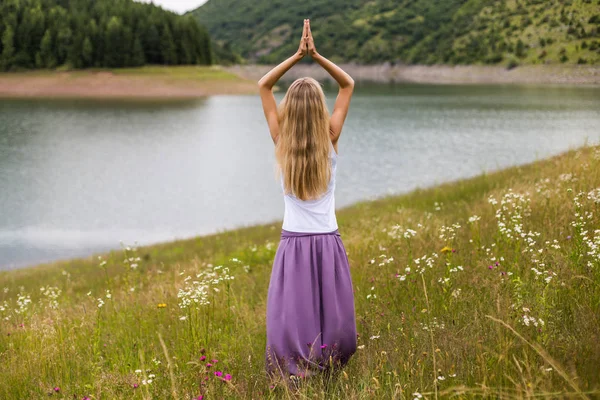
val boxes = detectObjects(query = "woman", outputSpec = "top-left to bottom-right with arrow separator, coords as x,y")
258,19 -> 357,384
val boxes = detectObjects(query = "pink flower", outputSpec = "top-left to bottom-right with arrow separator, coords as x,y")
133,384 -> 139,389
223,374 -> 232,381
211,359 -> 218,363
53,387 -> 60,393
488,265 -> 494,269
206,363 -> 212,368
320,344 -> 327,349
214,371 -> 223,377
200,355 -> 206,361
196,396 -> 204,400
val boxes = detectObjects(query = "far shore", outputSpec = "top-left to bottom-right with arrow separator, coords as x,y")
0,66 -> 258,100
227,63 -> 600,86
0,64 -> 598,101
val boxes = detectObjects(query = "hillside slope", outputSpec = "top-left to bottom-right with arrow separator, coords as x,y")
190,0 -> 600,66
0,0 -> 212,71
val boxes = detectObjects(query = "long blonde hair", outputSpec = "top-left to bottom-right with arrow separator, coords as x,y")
276,77 -> 331,201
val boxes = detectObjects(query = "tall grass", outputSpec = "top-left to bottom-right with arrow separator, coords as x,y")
1,145 -> 599,399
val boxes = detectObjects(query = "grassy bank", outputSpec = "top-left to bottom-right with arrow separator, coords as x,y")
1,146 -> 599,399
0,66 -> 257,100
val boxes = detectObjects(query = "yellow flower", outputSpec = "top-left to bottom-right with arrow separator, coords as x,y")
157,303 -> 167,308
440,246 -> 453,253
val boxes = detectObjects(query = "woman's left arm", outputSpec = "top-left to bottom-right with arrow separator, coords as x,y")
258,20 -> 309,144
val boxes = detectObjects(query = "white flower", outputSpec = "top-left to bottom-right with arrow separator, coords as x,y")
370,335 -> 380,340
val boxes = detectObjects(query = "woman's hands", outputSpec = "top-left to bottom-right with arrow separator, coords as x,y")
297,19 -> 317,58
306,20 -> 317,57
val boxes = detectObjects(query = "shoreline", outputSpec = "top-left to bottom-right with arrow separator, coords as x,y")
0,64 -> 598,101
226,63 -> 600,86
0,66 -> 258,100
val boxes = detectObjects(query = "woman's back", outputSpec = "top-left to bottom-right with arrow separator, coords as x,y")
281,142 -> 338,233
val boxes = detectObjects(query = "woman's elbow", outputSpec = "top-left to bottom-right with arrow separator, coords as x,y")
342,78 -> 355,90
258,78 -> 270,89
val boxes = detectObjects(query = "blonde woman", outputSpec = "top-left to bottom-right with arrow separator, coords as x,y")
258,19 -> 357,383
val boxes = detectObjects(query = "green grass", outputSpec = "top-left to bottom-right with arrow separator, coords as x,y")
0,66 -> 245,82
1,146 -> 600,399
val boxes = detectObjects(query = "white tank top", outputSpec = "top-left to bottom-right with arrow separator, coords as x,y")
281,142 -> 338,233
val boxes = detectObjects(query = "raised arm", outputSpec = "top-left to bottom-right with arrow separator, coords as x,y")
258,20 -> 310,144
307,20 -> 355,148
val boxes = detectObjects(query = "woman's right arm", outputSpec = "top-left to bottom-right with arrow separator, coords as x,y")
307,21 -> 354,147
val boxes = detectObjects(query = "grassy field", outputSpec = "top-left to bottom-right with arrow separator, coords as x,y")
1,145 -> 599,399
0,66 -> 244,81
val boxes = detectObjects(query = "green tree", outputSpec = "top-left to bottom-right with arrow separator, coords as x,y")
131,37 -> 145,66
104,16 -> 125,67
160,23 -> 177,65
1,26 -> 15,70
82,36 -> 94,67
39,30 -> 56,68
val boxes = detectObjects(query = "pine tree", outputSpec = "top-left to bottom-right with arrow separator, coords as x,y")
131,37 -> 145,66
82,36 -> 93,67
39,30 -> 56,68
160,23 -> 177,65
1,25 -> 15,70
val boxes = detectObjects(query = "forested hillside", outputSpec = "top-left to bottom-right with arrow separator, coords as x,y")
0,0 -> 212,71
191,0 -> 600,66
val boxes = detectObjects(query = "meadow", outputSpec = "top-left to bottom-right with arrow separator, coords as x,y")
0,145 -> 599,399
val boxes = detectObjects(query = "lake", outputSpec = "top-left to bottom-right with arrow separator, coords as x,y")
1,83 -> 599,270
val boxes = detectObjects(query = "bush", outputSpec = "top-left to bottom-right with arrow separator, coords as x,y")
506,57 -> 519,69
560,53 -> 569,63
577,57 -> 588,64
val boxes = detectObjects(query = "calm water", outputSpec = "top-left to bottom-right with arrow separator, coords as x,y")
1,84 -> 599,270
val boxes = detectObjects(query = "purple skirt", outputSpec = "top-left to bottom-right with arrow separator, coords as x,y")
265,229 -> 357,379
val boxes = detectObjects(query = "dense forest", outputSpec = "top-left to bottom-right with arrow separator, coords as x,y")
0,0 -> 213,71
191,0 -> 600,66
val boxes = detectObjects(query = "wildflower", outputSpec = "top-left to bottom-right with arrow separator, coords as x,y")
157,303 -> 167,308
440,246 -> 453,253
200,355 -> 206,361
357,345 -> 365,349
196,396 -> 204,400
214,371 -> 223,377
223,374 -> 232,381
179,316 -> 187,320
320,344 -> 327,349
135,369 -> 142,374
437,375 -> 445,381
53,387 -> 60,392
206,363 -> 212,368
211,359 -> 218,363
133,383 -> 139,388
370,335 -> 380,340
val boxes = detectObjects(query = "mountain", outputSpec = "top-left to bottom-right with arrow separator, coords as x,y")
190,0 -> 600,66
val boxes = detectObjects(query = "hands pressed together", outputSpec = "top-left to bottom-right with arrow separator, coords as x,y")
297,19 -> 317,58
